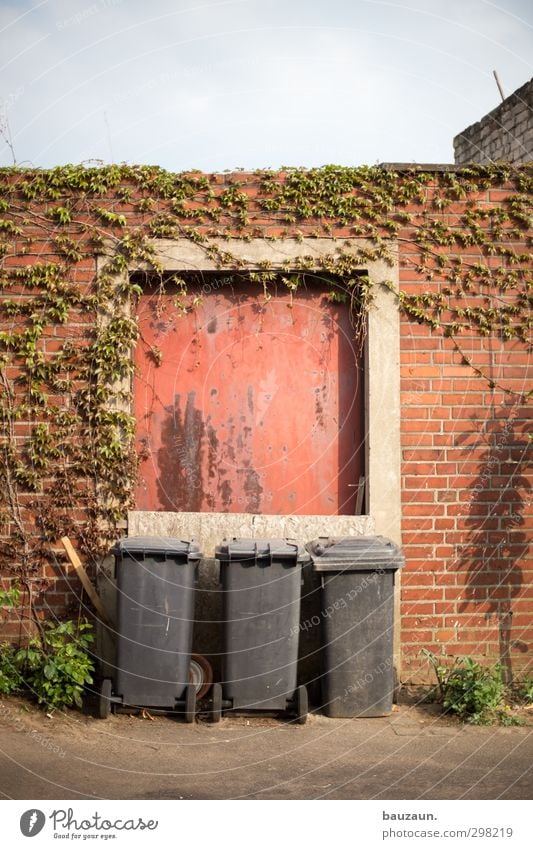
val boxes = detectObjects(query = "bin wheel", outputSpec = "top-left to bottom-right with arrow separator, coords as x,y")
295,685 -> 308,725
211,682 -> 223,723
99,678 -> 113,720
184,682 -> 196,723
189,653 -> 213,700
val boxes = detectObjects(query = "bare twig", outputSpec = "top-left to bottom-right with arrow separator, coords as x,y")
0,109 -> 17,165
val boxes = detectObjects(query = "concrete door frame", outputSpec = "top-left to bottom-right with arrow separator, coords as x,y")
99,236 -> 402,670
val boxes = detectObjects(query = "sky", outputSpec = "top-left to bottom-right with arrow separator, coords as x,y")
0,0 -> 531,171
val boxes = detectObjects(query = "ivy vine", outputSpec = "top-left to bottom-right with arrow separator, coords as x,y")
0,162 -> 530,618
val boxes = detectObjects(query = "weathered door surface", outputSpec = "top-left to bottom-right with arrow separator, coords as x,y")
134,276 -> 363,516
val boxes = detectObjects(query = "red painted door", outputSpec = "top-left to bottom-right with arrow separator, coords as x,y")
134,276 -> 363,515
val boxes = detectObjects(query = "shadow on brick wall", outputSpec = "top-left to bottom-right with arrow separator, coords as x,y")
458,401 -> 531,683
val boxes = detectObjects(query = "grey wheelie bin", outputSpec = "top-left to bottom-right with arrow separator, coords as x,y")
99,537 -> 201,722
307,536 -> 404,718
212,538 -> 308,723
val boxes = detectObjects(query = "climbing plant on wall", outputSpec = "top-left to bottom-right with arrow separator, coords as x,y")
0,162 -> 530,619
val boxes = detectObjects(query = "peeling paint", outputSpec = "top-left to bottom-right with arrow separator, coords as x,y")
155,391 -> 205,511
135,278 -> 363,515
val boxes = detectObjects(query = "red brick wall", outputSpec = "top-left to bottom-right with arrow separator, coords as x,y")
397,177 -> 531,681
0,167 -> 531,682
399,331 -> 531,681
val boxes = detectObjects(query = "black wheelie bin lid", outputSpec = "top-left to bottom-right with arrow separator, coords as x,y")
216,538 -> 308,565
306,536 -> 404,572
113,536 -> 202,560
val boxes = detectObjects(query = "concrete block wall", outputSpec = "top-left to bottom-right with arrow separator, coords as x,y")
454,78 -> 533,165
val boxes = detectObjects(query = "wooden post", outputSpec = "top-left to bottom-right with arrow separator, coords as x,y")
60,537 -> 114,628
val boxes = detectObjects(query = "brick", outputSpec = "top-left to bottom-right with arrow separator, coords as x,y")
403,503 -> 445,517
434,573 -> 457,586
435,602 -> 459,614
402,643 -> 442,656
435,545 -> 455,557
401,336 -> 442,351
445,585 -> 487,600
403,490 -> 436,503
401,407 -> 430,419
444,614 -> 490,627
402,602 -> 435,615
401,572 -> 434,586
402,630 -> 434,643
447,643 -> 497,656
402,616 -> 443,629
402,587 -> 444,600
434,519 -> 455,530
436,489 -> 457,502
401,544 -> 435,558
401,391 -> 441,405
405,533 -> 447,547
400,351 -> 432,364
401,519 -> 438,532
454,601 -> 494,614
404,560 -> 445,572
401,426 -> 443,440
435,629 -> 456,642
401,366 -> 441,378
459,629 -> 500,643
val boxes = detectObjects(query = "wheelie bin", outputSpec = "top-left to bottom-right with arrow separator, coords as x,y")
307,536 -> 404,717
99,536 -> 201,722
212,538 -> 308,723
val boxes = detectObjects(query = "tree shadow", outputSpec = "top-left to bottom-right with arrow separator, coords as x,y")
458,400 -> 531,683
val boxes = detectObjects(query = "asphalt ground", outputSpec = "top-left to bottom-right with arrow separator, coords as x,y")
0,696 -> 531,800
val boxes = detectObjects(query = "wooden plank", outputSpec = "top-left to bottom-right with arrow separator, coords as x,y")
60,536 -> 114,628
355,475 -> 366,516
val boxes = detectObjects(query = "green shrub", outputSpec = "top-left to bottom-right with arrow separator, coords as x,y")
514,679 -> 533,704
443,657 -> 504,724
0,642 -> 22,695
0,585 -> 21,609
421,649 -> 523,726
15,620 -> 94,711
0,586 -> 24,696
1,585 -> 95,712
